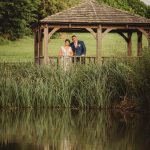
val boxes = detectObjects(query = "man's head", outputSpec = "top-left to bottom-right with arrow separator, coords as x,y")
72,35 -> 78,43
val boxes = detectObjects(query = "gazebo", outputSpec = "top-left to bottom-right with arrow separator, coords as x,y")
33,0 -> 150,65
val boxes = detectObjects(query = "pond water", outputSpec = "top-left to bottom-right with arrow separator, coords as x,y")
0,110 -> 150,150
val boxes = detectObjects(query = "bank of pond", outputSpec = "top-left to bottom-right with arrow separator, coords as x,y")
0,49 -> 150,110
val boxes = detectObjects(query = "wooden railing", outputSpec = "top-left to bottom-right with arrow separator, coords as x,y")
49,56 -> 97,66
35,56 -> 142,66
49,56 -> 142,66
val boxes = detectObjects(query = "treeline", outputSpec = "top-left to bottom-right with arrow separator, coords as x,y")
0,0 -> 80,40
0,0 -> 150,40
98,0 -> 150,18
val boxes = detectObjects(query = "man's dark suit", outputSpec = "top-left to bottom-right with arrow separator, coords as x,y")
70,40 -> 86,56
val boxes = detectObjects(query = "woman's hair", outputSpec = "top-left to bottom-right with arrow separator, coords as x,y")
65,39 -> 70,43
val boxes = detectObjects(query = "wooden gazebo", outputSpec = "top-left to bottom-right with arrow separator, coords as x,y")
33,0 -> 150,65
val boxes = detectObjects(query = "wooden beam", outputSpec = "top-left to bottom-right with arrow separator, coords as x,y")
137,28 -> 150,50
37,29 -> 42,65
127,32 -> 132,56
86,28 -> 96,39
117,32 -> 128,43
137,27 -> 149,40
137,31 -> 142,56
102,28 -> 116,38
96,26 -> 102,63
117,31 -> 133,56
43,25 -> 49,65
45,24 -> 150,30
148,30 -> 150,50
39,28 -> 43,57
34,31 -> 38,64
48,27 -> 60,39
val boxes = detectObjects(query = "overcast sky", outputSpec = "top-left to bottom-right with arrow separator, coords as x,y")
141,0 -> 150,5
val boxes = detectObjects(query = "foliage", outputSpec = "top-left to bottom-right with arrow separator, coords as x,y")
97,0 -> 149,17
0,0 -> 38,40
0,0 -> 149,40
0,0 -> 80,40
37,0 -> 80,20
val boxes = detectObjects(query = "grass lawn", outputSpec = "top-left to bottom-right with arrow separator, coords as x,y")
0,33 -> 148,62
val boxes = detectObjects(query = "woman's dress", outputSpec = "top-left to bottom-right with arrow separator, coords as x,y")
60,46 -> 72,71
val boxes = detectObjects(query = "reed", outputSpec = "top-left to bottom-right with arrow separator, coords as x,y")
0,49 -> 150,109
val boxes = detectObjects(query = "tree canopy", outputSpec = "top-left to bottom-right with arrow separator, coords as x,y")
0,0 -> 149,40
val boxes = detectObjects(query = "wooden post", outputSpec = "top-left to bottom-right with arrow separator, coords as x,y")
127,32 -> 132,56
36,29 -> 41,65
148,30 -> 150,51
39,28 -> 43,65
43,25 -> 49,65
137,28 -> 150,51
96,26 -> 102,63
137,31 -> 142,56
34,31 -> 38,64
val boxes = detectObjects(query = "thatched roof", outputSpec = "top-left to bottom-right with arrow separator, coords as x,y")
41,0 -> 150,25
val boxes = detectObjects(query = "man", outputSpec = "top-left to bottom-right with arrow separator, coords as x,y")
70,35 -> 86,63
70,35 -> 86,56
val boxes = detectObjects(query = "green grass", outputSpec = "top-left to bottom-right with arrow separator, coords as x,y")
0,33 -> 148,62
0,36 -> 34,62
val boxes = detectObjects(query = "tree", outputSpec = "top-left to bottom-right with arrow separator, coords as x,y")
127,0 -> 148,17
0,0 -> 149,40
146,6 -> 150,18
97,0 -> 149,17
0,0 -> 38,40
37,0 -> 80,20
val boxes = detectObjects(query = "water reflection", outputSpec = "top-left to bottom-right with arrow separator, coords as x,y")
0,110 -> 150,150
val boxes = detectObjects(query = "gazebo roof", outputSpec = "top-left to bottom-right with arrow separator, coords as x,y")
41,0 -> 150,25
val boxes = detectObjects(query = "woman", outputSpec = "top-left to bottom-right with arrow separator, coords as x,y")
59,39 -> 73,71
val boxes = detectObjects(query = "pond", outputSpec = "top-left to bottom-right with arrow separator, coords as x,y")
0,110 -> 150,150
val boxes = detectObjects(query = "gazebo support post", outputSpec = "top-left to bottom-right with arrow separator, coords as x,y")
96,26 -> 102,63
137,28 -> 150,51
38,28 -> 43,65
137,31 -> 142,56
148,30 -> 150,50
34,30 -> 39,64
117,31 -> 133,56
127,32 -> 132,56
43,25 -> 49,65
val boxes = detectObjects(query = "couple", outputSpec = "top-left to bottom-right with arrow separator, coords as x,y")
59,35 -> 86,70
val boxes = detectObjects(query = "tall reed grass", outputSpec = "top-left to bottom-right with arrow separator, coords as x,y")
0,49 -> 150,109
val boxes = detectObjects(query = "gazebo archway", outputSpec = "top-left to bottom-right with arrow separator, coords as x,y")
33,0 -> 150,65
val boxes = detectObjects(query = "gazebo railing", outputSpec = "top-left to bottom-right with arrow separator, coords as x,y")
48,56 -> 142,66
48,56 -> 97,66
35,56 -> 142,66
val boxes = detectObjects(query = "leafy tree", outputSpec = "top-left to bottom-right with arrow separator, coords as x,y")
0,0 -> 149,40
97,0 -> 149,17
37,0 -> 80,20
146,6 -> 150,18
127,0 -> 148,17
0,0 -> 38,40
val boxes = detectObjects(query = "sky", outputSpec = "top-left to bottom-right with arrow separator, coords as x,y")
141,0 -> 150,5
